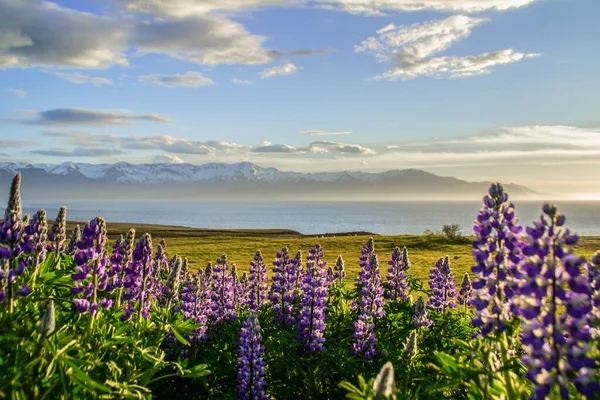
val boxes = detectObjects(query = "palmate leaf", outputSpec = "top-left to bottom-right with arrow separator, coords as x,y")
62,358 -> 111,394
181,363 -> 211,378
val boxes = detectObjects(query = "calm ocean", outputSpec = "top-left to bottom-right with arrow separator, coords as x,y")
17,200 -> 600,236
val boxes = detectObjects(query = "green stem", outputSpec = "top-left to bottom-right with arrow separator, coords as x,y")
500,332 -> 517,399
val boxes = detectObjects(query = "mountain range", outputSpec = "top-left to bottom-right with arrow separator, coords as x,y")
0,161 -> 539,201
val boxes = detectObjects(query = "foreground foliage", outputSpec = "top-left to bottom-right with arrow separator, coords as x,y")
0,174 -> 599,399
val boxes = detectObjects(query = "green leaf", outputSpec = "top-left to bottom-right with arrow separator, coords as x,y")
170,328 -> 191,346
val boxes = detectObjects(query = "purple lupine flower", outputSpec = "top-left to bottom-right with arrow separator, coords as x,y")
352,237 -> 376,311
237,312 -> 267,400
427,256 -> 457,313
333,255 -> 346,286
180,270 -> 209,343
589,253 -> 600,336
289,250 -> 303,299
297,244 -> 328,352
326,266 -> 335,287
47,206 -> 66,255
180,257 -> 190,283
0,174 -> 27,308
240,272 -> 249,307
210,254 -> 236,325
22,213 -> 30,226
65,225 -> 81,256
411,296 -> 432,328
121,233 -> 154,322
152,239 -> 169,295
471,183 -> 524,336
110,229 -> 135,307
160,255 -> 182,309
231,264 -> 245,307
457,273 -> 473,307
248,250 -> 268,310
352,253 -> 386,359
203,262 -> 214,317
70,217 -> 112,317
519,204 -> 599,399
22,210 -> 48,289
386,246 -> 410,304
271,246 -> 296,326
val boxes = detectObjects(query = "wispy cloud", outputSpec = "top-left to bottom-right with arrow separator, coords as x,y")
356,15 -> 539,80
46,72 -> 113,85
231,78 -> 255,85
32,147 -> 124,157
259,63 -> 301,79
22,108 -> 173,126
318,0 -> 537,15
139,71 -> 215,87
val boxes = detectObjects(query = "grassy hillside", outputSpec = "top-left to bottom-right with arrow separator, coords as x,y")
65,221 -> 600,285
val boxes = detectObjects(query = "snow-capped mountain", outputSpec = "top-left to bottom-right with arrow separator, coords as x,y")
0,161 -> 539,201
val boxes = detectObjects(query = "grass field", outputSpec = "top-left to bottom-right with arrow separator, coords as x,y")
66,221 -> 600,285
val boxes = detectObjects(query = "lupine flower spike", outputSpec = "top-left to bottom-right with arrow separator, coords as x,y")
211,254 -> 236,324
519,204 -> 598,399
180,271 -> 209,343
161,256 -> 182,309
403,330 -> 418,360
248,251 -> 268,310
121,233 -> 154,322
457,273 -> 473,314
386,246 -> 410,304
411,296 -> 432,328
353,237 -> 376,305
70,217 -> 112,326
0,174 -> 27,310
23,210 -> 48,289
47,206 -> 66,256
237,312 -> 267,400
297,244 -> 328,352
271,246 -> 295,326
290,250 -> 303,298
112,229 -> 135,308
427,256 -> 457,313
65,225 -> 80,256
588,252 -> 600,336
333,255 -> 346,287
471,183 -> 523,337
352,251 -> 385,359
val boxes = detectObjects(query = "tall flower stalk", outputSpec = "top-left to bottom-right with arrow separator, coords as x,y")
297,244 -> 328,352
353,238 -> 376,307
411,296 -> 432,328
271,246 -> 295,326
23,209 -> 47,289
386,246 -> 410,304
112,229 -> 135,308
248,251 -> 268,310
211,254 -> 236,325
458,273 -> 473,315
237,312 -> 267,400
290,250 -> 303,299
0,174 -> 26,312
121,233 -> 154,322
47,206 -> 66,256
180,271 -> 209,343
427,256 -> 457,313
71,217 -> 112,330
65,225 -> 80,256
519,204 -> 598,398
333,255 -> 346,287
471,183 -> 523,336
352,253 -> 385,359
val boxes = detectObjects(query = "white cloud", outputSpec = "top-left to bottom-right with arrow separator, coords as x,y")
154,154 -> 185,163
132,15 -> 272,66
308,141 -> 376,155
139,71 -> 215,87
231,78 -> 255,85
318,0 -> 536,15
11,89 -> 27,97
47,72 -> 114,85
251,141 -> 299,153
300,130 -> 354,136
259,63 -> 300,79
356,15 -> 538,80
23,108 -> 173,126
0,1 -> 128,69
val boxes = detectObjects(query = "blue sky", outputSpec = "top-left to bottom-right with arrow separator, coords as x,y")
1,0 -> 600,196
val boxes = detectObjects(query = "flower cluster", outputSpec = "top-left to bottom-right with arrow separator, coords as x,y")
589,252 -> 600,330
231,264 -> 245,306
180,271 -> 209,343
0,174 -> 28,305
427,256 -> 457,313
332,255 -> 346,286
248,251 -> 268,310
65,225 -> 80,256
457,273 -> 473,306
353,237 -> 376,304
152,239 -> 169,295
121,233 -> 154,321
471,183 -> 523,336
237,312 -> 267,400
352,250 -> 386,359
211,254 -> 236,324
297,244 -> 328,352
519,204 -> 598,398
160,255 -> 182,308
47,206 -> 67,254
290,250 -> 303,298
403,330 -> 418,360
22,209 -> 48,273
386,246 -> 410,303
411,296 -> 432,328
270,246 -> 295,326
70,217 -> 112,315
